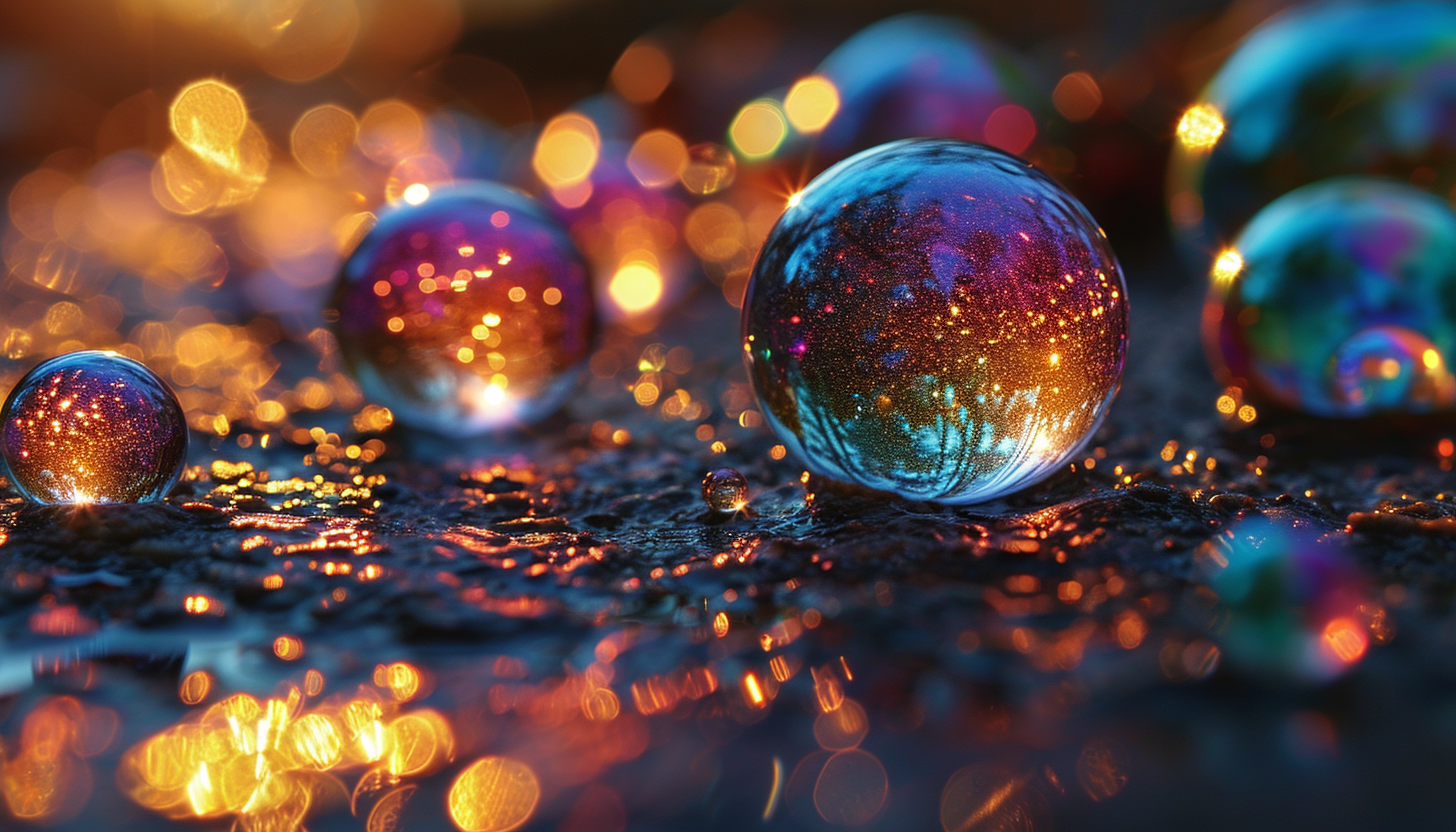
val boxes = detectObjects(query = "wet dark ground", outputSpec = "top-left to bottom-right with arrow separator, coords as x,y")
3,253 -> 1456,832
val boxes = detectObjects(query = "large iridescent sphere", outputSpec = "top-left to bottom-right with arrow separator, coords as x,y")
1168,1 -> 1456,256
331,182 -> 595,436
811,14 -> 1040,166
743,139 -> 1128,504
1205,178 -> 1456,417
1,351 -> 188,504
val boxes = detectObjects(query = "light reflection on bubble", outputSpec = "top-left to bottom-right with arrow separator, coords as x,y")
1196,515 -> 1372,682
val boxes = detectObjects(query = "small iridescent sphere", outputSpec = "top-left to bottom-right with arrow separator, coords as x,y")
1168,0 -> 1456,256
743,139 -> 1128,504
701,468 -> 748,514
331,182 -> 595,436
1206,178 -> 1456,417
1,351 -> 188,504
811,14 -> 1040,165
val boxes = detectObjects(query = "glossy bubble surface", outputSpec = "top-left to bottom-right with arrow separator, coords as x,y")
1205,178 -> 1456,417
701,468 -> 748,513
811,15 -> 1038,167
1,351 -> 188,504
743,139 -> 1128,504
331,182 -> 594,436
1169,1 -> 1456,254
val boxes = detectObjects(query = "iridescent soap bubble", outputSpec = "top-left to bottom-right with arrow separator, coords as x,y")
810,14 -> 1041,166
1206,178 -> 1456,417
743,139 -> 1128,504
1,351 -> 188,504
1169,0 -> 1456,255
1198,515 -> 1370,682
701,468 -> 748,513
331,182 -> 594,436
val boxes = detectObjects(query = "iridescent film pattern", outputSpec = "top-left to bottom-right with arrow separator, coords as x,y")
1204,178 -> 1456,417
743,140 -> 1127,504
1,351 -> 188,504
331,182 -> 595,436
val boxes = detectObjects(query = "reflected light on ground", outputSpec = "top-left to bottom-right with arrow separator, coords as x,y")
447,756 -> 540,832
120,675 -> 454,831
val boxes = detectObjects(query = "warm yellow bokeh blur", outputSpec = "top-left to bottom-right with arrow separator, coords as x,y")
447,756 -> 540,832
1177,103 -> 1225,150
783,76 -> 839,134
728,100 -> 787,158
533,113 -> 601,189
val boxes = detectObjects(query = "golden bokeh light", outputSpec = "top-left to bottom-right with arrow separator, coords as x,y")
784,76 -> 840,134
274,635 -> 305,660
1053,71 -> 1103,122
179,671 -> 214,705
254,0 -> 362,82
684,202 -> 746,263
611,39 -> 674,103
447,756 -> 540,832
1323,616 -> 1369,664
729,100 -> 788,159
813,698 -> 868,750
533,113 -> 601,188
1177,103 -> 1225,150
608,260 -> 664,314
358,100 -> 426,165
170,80 -> 248,165
1211,248 -> 1243,286
626,129 -> 689,188
120,681 -> 455,830
292,104 -> 359,178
